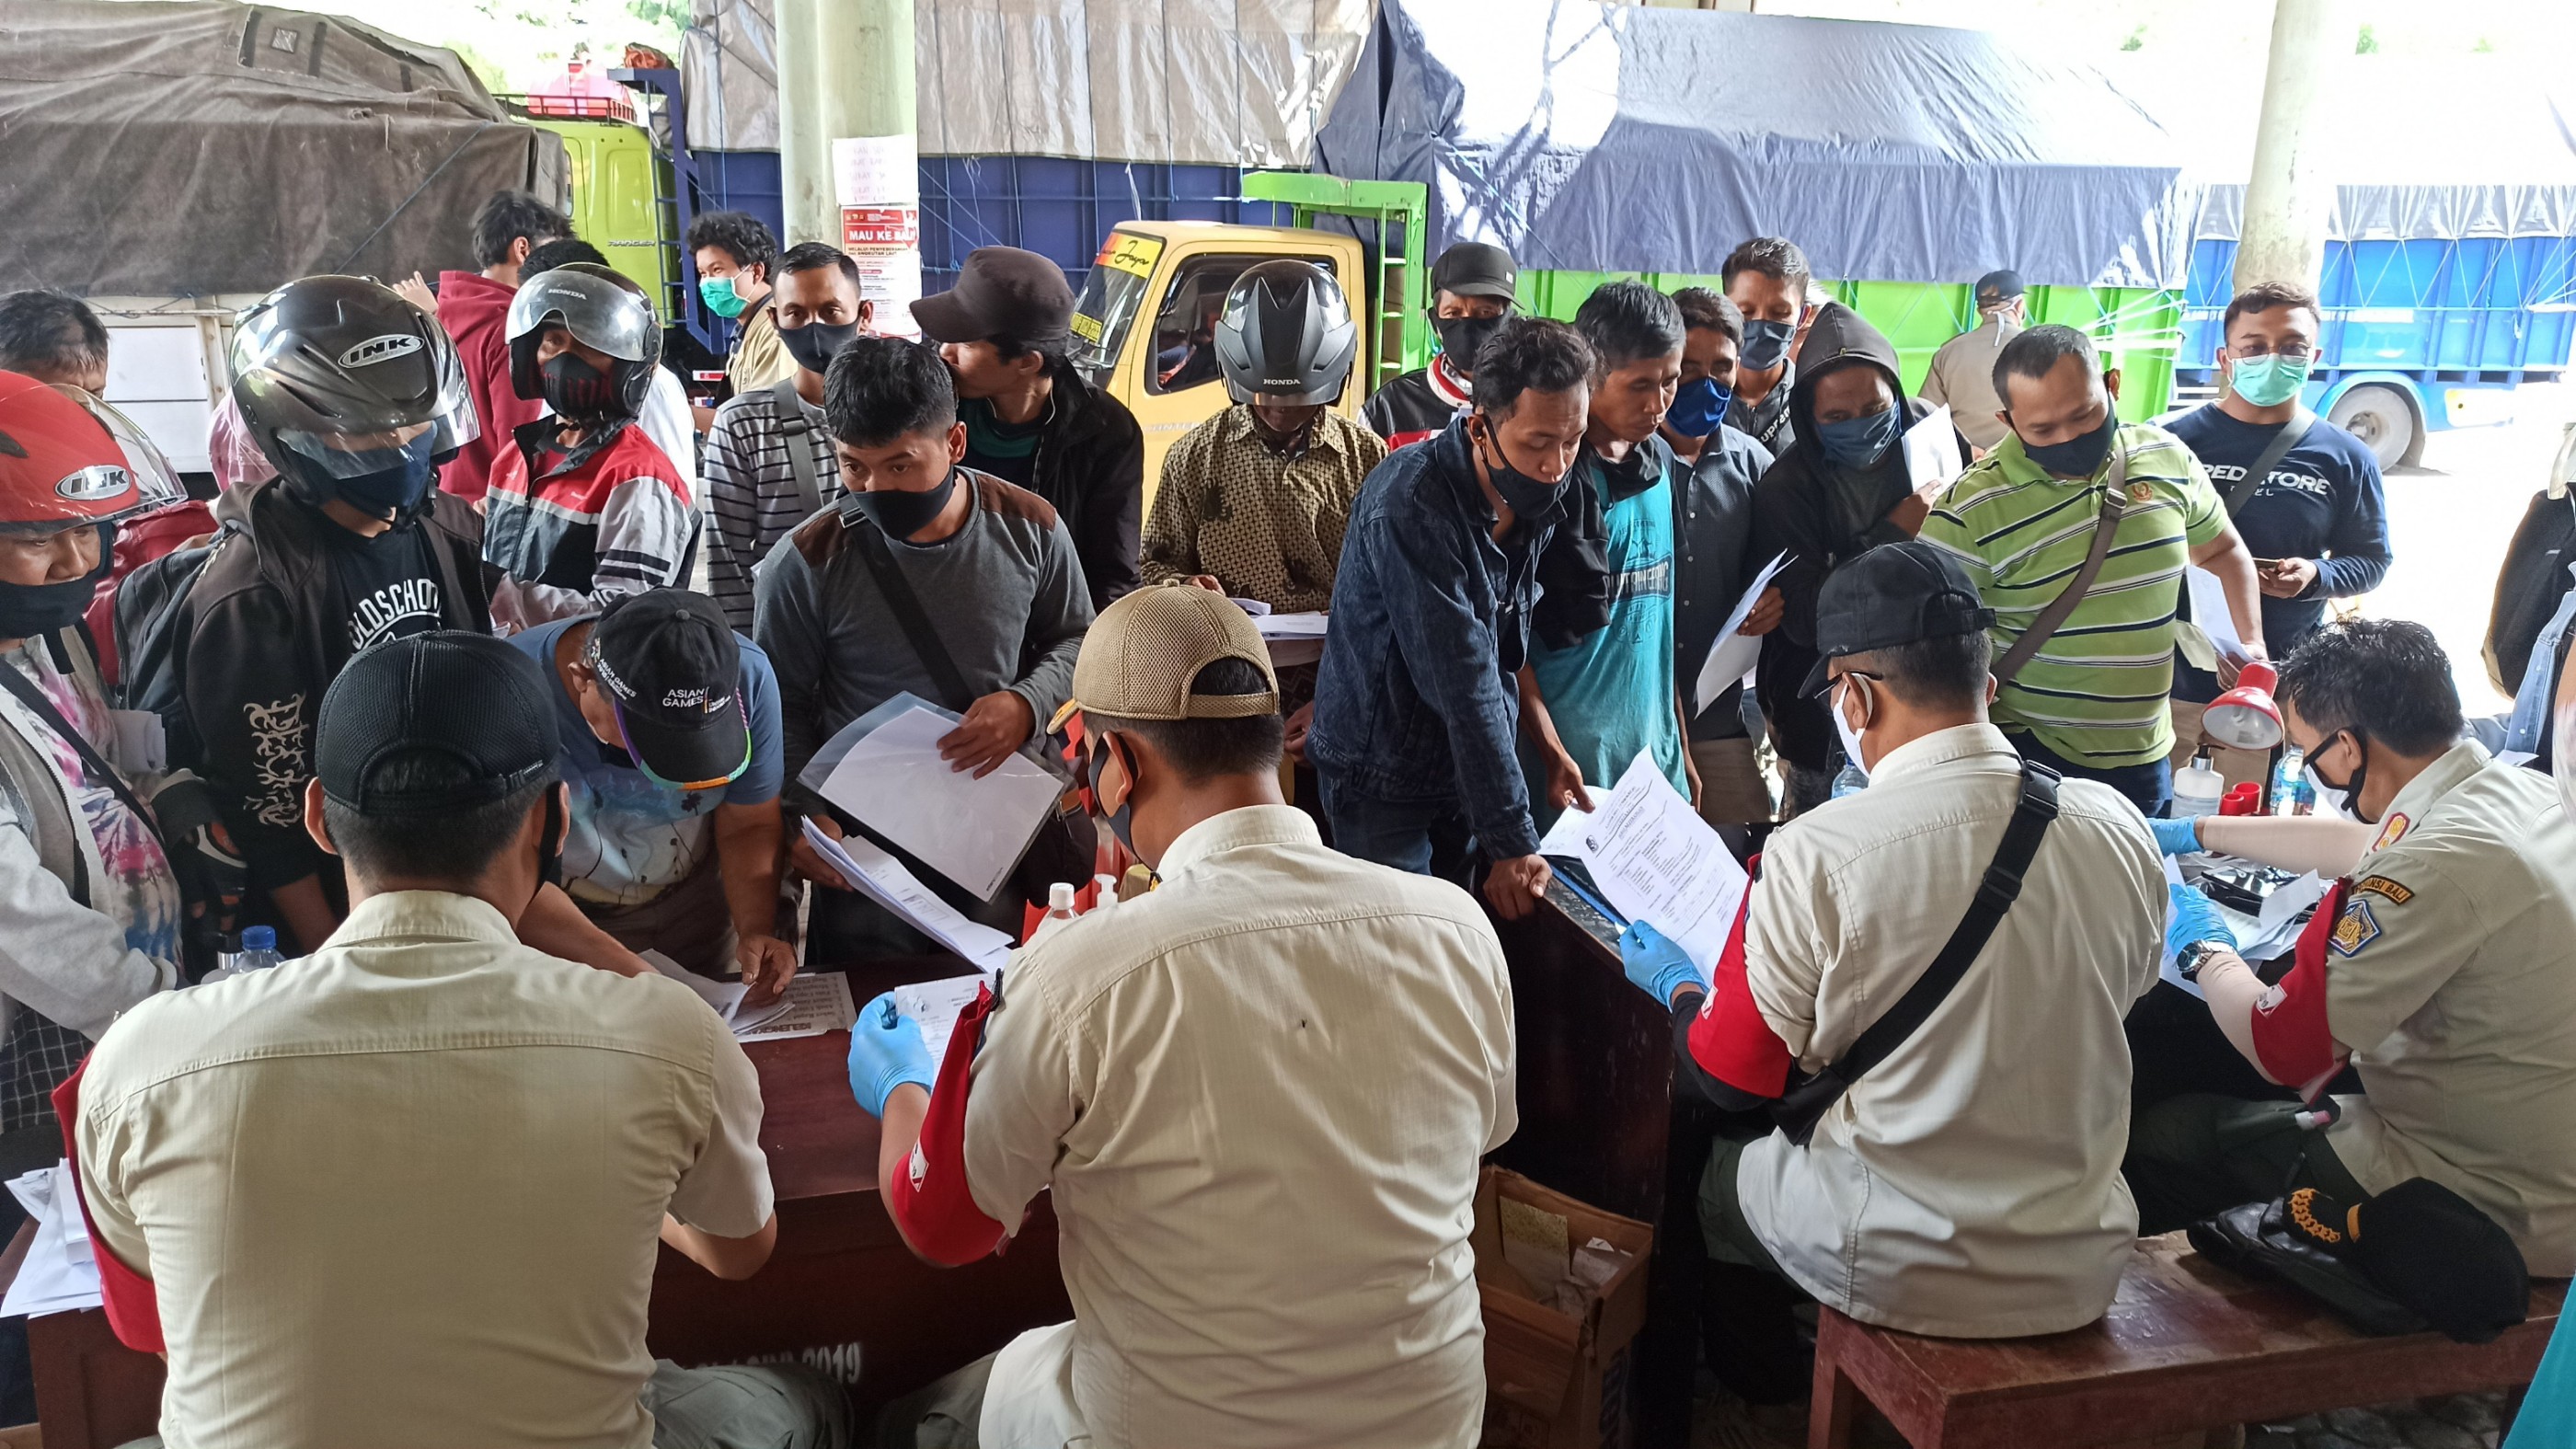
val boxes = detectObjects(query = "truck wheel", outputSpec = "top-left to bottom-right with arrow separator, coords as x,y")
2329,384 -> 2420,469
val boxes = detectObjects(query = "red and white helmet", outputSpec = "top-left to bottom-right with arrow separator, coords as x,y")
0,371 -> 185,532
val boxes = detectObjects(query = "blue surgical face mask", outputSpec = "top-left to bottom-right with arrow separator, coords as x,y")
1667,376 -> 1733,438
1815,405 -> 1900,470
1740,319 -> 1796,373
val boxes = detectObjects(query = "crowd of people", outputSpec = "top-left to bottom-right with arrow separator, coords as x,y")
0,183 -> 2570,1449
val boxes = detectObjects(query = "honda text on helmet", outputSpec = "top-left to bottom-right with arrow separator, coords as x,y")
1213,259 -> 1360,407
229,275 -> 477,523
0,369 -> 184,639
506,262 -> 663,425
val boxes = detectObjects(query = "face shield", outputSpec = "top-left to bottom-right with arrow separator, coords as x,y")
46,385 -> 189,517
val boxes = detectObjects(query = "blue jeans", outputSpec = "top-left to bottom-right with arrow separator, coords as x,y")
1318,773 -> 1478,887
2008,732 -> 2174,818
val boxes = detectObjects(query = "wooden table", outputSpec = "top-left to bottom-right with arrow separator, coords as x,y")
1490,881 -> 1720,1448
29,958 -> 1070,1449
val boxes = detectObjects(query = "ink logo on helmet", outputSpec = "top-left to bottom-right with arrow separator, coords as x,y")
55,464 -> 132,501
339,334 -> 424,370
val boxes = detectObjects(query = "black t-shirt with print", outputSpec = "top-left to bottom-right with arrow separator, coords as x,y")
323,519 -> 445,659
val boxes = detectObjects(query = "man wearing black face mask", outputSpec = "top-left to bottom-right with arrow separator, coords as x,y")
1749,304 -> 1937,815
704,243 -> 876,632
1921,325 -> 2265,816
1722,237 -> 1814,456
173,276 -> 494,955
755,339 -> 1092,960
1362,242 -> 1517,451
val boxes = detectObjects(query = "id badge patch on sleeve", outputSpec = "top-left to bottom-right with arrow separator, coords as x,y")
2328,898 -> 2383,958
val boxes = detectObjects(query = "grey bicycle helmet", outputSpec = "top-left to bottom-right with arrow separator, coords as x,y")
229,275 -> 477,514
1213,259 -> 1359,407
506,262 -> 663,419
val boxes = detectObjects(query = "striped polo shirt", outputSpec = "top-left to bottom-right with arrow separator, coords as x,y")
1920,422 -> 2225,769
701,381 -> 838,632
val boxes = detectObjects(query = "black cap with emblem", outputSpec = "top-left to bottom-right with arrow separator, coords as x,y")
587,588 -> 751,790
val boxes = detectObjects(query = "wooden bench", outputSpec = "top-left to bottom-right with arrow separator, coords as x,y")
1809,1233 -> 2567,1449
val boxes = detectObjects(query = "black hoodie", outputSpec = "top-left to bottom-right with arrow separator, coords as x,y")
1750,304 -> 1937,771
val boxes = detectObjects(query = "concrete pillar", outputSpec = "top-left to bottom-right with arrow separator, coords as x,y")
776,0 -> 916,247
2233,0 -> 2349,294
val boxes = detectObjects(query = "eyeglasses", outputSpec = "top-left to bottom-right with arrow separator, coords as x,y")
2228,342 -> 2315,362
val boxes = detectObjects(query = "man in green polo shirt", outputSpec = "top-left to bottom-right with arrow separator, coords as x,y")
1920,325 -> 2266,816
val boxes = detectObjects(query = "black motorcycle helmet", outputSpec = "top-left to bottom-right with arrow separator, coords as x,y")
1213,259 -> 1360,408
229,275 -> 477,519
506,262 -> 662,421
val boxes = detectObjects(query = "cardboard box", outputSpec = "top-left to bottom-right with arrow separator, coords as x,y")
1474,1167 -> 1654,1449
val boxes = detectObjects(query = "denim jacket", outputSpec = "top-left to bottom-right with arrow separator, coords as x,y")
1309,418 -> 1565,860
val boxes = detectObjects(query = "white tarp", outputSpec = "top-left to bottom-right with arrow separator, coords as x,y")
684,0 -> 1369,166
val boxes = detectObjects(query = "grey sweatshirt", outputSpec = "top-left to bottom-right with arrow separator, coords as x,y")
753,468 -> 1095,790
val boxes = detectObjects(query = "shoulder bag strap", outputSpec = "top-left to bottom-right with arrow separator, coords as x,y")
1992,451 -> 2130,687
1816,758 -> 2062,1090
2221,408 -> 2317,517
0,638 -> 168,908
770,377 -> 828,519
846,501 -> 976,713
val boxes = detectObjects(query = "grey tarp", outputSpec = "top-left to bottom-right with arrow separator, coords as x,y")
0,0 -> 567,296
1312,0 -> 2198,289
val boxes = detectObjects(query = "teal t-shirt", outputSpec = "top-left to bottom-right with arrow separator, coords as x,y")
1523,445 -> 1687,830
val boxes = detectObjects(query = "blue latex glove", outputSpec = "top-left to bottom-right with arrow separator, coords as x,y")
847,991 -> 937,1119
2150,817 -> 2205,856
2166,883 -> 2237,959
1619,921 -> 1704,1006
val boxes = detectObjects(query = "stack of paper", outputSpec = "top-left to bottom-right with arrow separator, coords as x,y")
735,972 -> 859,1041
641,950 -> 804,1037
891,973 -> 995,1063
799,819 -> 1015,973
1253,611 -> 1329,668
1,1163 -> 101,1318
813,698 -> 1066,902
1537,752 -> 1748,985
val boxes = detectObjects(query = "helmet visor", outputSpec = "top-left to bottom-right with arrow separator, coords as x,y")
272,419 -> 460,478
48,386 -> 188,517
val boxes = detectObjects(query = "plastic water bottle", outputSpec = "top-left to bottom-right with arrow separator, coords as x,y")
2175,753 -> 2225,822
1831,759 -> 1869,799
1029,883 -> 1082,946
2270,745 -> 2311,817
230,926 -> 284,973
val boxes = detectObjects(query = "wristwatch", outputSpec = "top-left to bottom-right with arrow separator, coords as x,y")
2175,937 -> 2231,983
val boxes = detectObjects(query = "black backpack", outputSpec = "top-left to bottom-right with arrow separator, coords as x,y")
112,519 -> 245,774
2485,489 -> 2576,699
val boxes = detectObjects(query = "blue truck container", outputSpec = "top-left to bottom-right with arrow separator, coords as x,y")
2176,234 -> 2576,467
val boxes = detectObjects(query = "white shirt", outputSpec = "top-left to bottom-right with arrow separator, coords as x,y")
961,806 -> 1515,1448
1733,723 -> 2162,1337
638,368 -> 698,501
2315,742 -> 2576,1274
73,891 -> 772,1449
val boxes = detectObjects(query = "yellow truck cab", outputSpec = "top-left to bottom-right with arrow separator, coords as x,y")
1067,222 -> 1369,498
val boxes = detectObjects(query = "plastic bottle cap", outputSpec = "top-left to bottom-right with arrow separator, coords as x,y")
1048,882 -> 1076,911
241,926 -> 277,951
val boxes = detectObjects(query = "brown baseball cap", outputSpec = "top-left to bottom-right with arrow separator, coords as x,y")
1061,584 -> 1280,724
911,247 -> 1076,349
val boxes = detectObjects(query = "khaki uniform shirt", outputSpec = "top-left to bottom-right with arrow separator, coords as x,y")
961,806 -> 1515,1448
74,891 -> 773,1449
1735,724 -> 2163,1337
2315,742 -> 2576,1273
1917,316 -> 2021,453
1138,407 -> 1386,613
727,302 -> 797,395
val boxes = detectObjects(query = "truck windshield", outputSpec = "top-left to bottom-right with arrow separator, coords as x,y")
1068,270 -> 1143,386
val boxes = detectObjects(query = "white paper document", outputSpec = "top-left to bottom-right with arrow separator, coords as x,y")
891,973 -> 995,1063
1254,611 -> 1329,669
1692,552 -> 1789,714
640,950 -> 798,1036
1546,753 -> 1748,983
799,818 -> 1016,973
736,971 -> 859,1041
1903,406 -> 1965,501
2186,568 -> 2249,666
813,697 -> 1065,902
1,1163 -> 102,1318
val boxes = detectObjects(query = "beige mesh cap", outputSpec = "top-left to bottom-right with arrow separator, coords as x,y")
1068,583 -> 1280,721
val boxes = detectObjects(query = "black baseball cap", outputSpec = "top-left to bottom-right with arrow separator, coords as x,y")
911,247 -> 1075,350
317,632 -> 558,814
1432,242 -> 1517,304
587,590 -> 752,790
1974,269 -> 2025,306
1800,542 -> 1996,696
